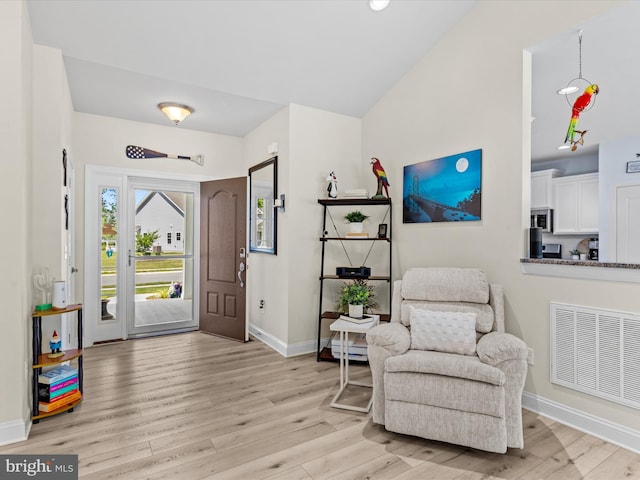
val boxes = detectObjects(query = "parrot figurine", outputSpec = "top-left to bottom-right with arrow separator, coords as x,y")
326,171 -> 338,198
370,157 -> 390,198
564,84 -> 599,145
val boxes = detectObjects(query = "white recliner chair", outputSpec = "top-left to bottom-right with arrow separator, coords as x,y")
366,267 -> 528,453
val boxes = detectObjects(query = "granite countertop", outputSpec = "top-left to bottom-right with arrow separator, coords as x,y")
520,258 -> 640,270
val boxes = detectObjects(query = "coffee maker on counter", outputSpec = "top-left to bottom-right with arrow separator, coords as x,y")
588,238 -> 599,260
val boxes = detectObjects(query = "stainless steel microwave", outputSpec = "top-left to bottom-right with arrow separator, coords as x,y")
531,208 -> 553,233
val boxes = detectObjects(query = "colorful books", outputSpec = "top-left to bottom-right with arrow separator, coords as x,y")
38,390 -> 81,412
38,377 -> 79,402
38,365 -> 77,385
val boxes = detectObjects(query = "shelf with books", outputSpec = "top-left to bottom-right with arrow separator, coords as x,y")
30,304 -> 83,422
32,396 -> 82,421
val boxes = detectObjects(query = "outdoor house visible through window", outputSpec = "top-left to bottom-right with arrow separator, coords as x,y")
249,156 -> 277,254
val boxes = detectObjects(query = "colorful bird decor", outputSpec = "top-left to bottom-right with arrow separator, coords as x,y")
370,157 -> 390,198
327,171 -> 338,198
564,84 -> 599,147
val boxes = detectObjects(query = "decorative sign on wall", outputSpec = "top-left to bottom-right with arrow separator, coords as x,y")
403,149 -> 482,224
627,159 -> 640,173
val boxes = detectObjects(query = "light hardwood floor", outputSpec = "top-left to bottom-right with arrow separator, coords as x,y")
3,332 -> 640,479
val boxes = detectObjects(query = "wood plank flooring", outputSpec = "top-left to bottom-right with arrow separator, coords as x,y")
3,332 -> 640,479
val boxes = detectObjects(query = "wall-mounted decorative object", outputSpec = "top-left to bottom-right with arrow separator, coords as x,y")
403,149 -> 482,224
64,194 -> 69,230
249,156 -> 277,254
627,159 -> 640,173
125,145 -> 204,166
62,149 -> 67,186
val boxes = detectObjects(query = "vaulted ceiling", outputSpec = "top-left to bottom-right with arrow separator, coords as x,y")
27,0 -> 475,136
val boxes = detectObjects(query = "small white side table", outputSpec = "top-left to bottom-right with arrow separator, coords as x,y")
329,315 -> 379,412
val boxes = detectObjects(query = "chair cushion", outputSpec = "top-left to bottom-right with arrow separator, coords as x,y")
400,300 -> 495,333
409,307 -> 477,355
401,267 -> 489,304
385,350 -> 505,386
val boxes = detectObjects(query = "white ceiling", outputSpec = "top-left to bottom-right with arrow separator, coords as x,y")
530,2 -> 640,162
27,0 -> 476,137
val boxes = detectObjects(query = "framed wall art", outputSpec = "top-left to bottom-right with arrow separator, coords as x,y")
403,149 -> 482,223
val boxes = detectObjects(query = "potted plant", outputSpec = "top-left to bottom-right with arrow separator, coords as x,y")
569,249 -> 580,260
344,210 -> 369,234
338,280 -> 376,318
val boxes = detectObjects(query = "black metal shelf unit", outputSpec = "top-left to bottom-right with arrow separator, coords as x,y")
316,198 -> 392,361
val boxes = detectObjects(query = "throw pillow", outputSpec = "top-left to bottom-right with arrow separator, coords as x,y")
409,307 -> 477,355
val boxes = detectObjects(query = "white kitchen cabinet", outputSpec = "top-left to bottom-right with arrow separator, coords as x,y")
531,169 -> 561,209
552,173 -> 599,234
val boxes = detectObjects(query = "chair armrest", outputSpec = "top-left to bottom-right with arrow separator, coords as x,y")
477,331 -> 527,367
366,322 -> 411,357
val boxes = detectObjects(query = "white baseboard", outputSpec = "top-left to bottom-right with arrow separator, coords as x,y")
522,391 -> 640,454
248,323 -> 327,358
0,419 -> 30,447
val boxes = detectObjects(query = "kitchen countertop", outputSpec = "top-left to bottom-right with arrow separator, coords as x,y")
520,258 -> 640,283
521,258 -> 640,269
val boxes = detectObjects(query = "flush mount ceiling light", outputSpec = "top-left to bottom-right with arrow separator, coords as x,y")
557,29 -> 596,103
157,102 -> 194,125
369,0 -> 390,12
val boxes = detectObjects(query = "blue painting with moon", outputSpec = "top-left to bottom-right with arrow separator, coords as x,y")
403,149 -> 482,223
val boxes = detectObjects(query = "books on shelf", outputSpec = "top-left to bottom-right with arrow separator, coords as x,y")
343,189 -> 369,198
38,364 -> 77,384
331,332 -> 368,361
38,376 -> 79,402
345,232 -> 369,238
38,390 -> 81,412
339,314 -> 377,324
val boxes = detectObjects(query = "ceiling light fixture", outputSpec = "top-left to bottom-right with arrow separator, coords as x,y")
369,0 -> 390,12
556,29 -> 595,102
157,102 -> 194,125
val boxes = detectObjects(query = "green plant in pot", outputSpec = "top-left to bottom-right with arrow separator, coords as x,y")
338,279 -> 376,318
344,210 -> 369,234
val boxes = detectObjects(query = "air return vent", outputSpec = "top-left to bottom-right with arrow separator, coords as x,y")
551,302 -> 640,410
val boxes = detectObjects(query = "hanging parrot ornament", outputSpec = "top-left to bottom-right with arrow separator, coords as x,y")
564,84 -> 599,146
370,157 -> 390,198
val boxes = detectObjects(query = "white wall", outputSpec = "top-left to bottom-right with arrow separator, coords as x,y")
599,134 -> 640,262
243,107 -> 290,347
0,0 -> 33,444
288,104 -> 362,346
243,104 -> 363,352
362,0 -> 640,435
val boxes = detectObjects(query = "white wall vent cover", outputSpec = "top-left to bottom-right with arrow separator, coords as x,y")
551,302 -> 640,410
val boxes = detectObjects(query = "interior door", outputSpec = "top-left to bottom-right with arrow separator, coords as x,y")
616,184 -> 640,263
200,177 -> 247,341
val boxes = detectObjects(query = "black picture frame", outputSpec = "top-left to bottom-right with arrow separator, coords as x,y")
378,223 -> 388,238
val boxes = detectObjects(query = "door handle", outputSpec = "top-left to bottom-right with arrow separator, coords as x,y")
237,261 -> 245,288
71,267 -> 79,273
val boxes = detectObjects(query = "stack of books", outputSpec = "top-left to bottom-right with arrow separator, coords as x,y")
343,189 -> 369,199
331,332 -> 369,361
38,365 -> 81,412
